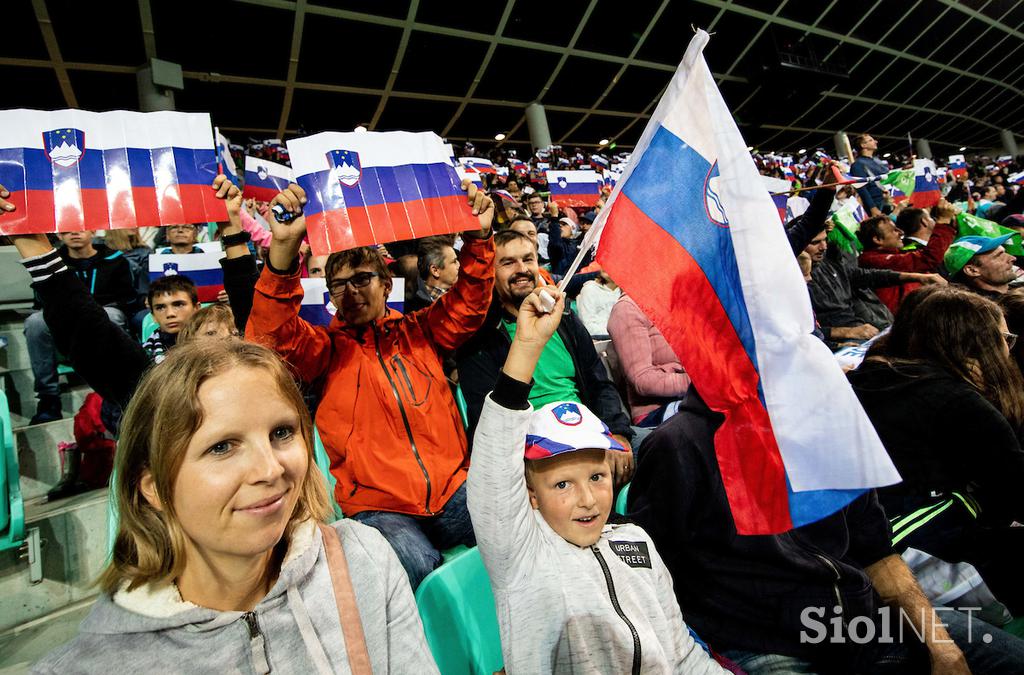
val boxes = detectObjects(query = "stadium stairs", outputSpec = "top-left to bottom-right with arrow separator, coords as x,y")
0,297 -> 105,674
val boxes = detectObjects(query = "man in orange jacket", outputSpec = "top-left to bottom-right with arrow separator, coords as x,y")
247,181 -> 495,588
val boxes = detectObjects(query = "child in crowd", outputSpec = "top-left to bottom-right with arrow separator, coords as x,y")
143,275 -> 201,362
33,340 -> 435,673
467,286 -> 726,674
176,302 -> 240,343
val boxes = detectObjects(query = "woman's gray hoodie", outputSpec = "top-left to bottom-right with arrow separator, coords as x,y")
467,377 -> 727,675
32,519 -> 439,674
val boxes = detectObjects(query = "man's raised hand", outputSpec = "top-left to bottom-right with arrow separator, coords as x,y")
267,184 -> 308,243
461,179 -> 494,239
211,174 -> 243,219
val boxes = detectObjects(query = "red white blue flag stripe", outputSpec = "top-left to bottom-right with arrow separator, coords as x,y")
909,159 -> 940,209
288,131 -> 477,256
243,156 -> 293,202
458,157 -> 497,174
590,30 -> 899,534
547,170 -> 602,208
0,109 -> 226,234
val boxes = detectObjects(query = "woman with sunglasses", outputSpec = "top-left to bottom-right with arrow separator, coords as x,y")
848,285 -> 1024,616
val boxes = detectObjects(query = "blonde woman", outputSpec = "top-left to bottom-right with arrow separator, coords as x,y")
33,340 -> 437,674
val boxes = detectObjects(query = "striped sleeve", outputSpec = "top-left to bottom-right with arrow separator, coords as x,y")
20,249 -> 69,283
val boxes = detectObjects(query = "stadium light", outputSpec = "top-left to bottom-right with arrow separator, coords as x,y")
797,148 -> 806,154
354,125 -> 367,133
494,133 -> 506,141
882,152 -> 891,158
959,146 -> 966,151
598,138 -> 609,146
746,146 -> 754,152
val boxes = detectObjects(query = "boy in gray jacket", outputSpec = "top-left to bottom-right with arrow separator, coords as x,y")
467,286 -> 726,674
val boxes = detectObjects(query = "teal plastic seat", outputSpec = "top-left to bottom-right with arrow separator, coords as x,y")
614,482 -> 631,516
415,545 -> 503,675
0,390 -> 25,552
454,384 -> 469,431
313,425 -> 344,522
140,313 -> 159,344
106,467 -> 119,558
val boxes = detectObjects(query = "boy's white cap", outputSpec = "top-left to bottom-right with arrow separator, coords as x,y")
525,401 -> 626,460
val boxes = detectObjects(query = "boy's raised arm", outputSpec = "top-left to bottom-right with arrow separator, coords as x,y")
467,286 -> 565,587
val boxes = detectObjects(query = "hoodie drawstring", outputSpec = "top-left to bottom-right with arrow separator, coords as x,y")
286,586 -> 334,675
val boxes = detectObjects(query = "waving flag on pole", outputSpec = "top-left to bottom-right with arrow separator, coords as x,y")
149,250 -> 226,303
0,109 -> 226,235
243,156 -> 292,201
287,131 -> 477,256
215,127 -> 240,188
547,170 -> 603,207
582,30 -> 899,534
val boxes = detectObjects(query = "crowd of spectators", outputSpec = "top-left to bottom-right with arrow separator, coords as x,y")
4,127 -> 1024,674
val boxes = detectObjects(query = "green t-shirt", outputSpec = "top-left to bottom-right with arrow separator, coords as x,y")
503,318 -> 581,407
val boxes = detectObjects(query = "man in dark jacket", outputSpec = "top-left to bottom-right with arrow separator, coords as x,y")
628,388 -> 1024,674
23,230 -> 136,423
457,229 -> 635,483
849,134 -> 890,217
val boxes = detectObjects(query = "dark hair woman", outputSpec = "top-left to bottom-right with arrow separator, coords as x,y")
848,286 -> 1024,615
997,292 -> 1024,378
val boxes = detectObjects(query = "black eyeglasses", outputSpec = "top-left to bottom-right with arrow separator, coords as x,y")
328,271 -> 379,294
1003,331 -> 1018,350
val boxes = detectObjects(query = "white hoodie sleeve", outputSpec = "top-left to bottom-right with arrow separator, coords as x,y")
467,393 -> 543,590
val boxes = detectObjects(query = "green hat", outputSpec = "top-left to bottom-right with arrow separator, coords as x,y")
944,234 -> 1014,277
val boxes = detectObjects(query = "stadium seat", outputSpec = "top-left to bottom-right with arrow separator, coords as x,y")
106,467 -> 119,558
0,389 -> 25,552
415,545 -> 504,675
614,482 -> 631,516
454,384 -> 469,431
313,425 -> 344,522
140,313 -> 159,344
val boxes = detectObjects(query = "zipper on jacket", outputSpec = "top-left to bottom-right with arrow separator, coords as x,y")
374,325 -> 433,514
242,611 -> 271,674
591,546 -> 641,675
814,553 -> 845,619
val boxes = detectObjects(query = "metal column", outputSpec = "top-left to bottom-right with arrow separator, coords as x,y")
525,102 -> 552,150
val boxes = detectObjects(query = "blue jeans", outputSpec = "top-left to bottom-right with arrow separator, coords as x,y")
352,482 -> 475,590
24,307 -> 126,399
723,607 -> 1024,674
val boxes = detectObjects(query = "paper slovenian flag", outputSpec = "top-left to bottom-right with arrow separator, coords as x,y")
908,159 -> 940,209
243,156 -> 292,201
299,276 -> 405,326
948,154 -> 967,179
590,29 -> 899,534
287,131 -> 477,256
547,170 -> 602,208
149,250 -> 226,303
459,157 -> 497,174
0,109 -> 226,235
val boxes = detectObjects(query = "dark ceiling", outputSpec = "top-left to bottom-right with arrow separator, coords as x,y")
4,0 -> 1024,157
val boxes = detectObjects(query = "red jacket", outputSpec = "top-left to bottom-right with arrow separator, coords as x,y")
246,237 -> 495,516
857,222 -> 956,313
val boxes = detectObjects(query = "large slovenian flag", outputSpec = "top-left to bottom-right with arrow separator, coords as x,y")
948,154 -> 967,179
547,170 -> 602,208
287,131 -> 478,256
590,30 -> 899,534
0,109 -> 226,235
909,159 -> 940,209
243,156 -> 292,201
215,127 -> 240,188
149,250 -> 226,303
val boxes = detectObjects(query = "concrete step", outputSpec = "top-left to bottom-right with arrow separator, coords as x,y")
15,417 -> 78,503
5,370 -> 90,425
0,489 -> 108,634
0,597 -> 93,673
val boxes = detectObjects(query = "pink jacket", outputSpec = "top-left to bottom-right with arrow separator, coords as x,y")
240,209 -> 275,249
607,295 -> 690,422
